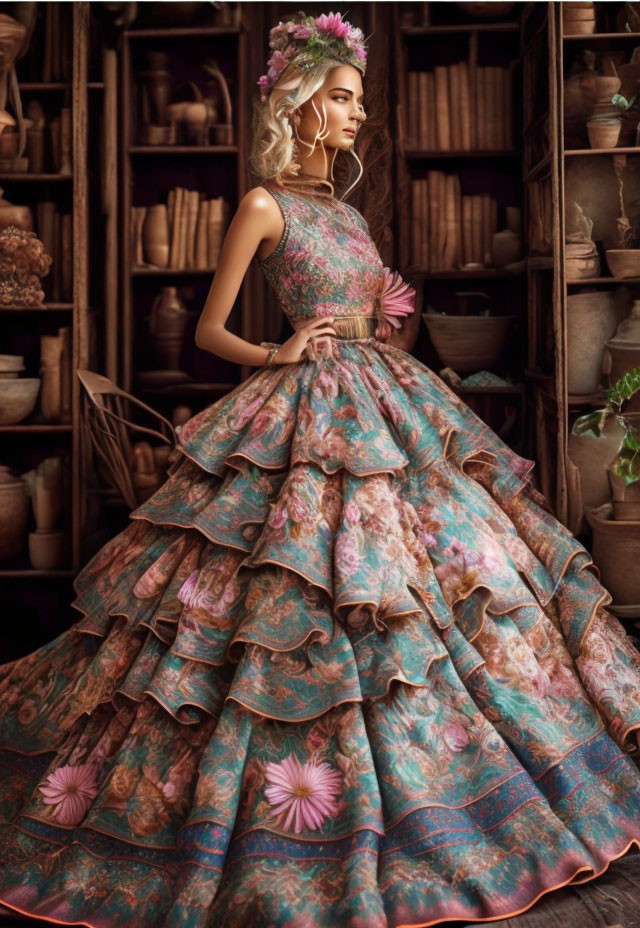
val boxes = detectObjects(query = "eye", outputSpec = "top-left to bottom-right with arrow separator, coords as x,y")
333,95 -> 349,102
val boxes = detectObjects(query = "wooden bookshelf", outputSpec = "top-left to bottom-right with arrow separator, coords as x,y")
392,0 -> 528,458
119,5 -> 254,412
0,3 -> 94,586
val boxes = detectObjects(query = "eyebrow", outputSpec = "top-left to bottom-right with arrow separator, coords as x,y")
329,86 -> 364,101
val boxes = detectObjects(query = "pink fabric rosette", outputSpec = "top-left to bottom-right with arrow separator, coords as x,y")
374,268 -> 416,340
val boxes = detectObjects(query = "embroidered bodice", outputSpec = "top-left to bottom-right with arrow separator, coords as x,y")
257,184 -> 385,322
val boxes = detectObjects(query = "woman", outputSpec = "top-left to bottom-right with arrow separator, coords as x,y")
0,11 -> 639,928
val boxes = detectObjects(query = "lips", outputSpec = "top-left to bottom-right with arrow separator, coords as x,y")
343,128 -> 356,136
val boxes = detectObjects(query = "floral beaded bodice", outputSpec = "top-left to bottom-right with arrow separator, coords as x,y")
257,185 -> 385,323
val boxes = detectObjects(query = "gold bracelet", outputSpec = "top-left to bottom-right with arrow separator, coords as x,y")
260,342 -> 281,367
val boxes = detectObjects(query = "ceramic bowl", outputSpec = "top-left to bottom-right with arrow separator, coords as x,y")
0,378 -> 41,425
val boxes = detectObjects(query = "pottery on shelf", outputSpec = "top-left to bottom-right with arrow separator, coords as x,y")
0,377 -> 40,424
0,187 -> 32,231
0,353 -> 25,379
566,289 -> 622,394
605,249 -> 640,278
565,242 -> 600,279
491,228 -> 522,268
586,502 -> 640,605
149,286 -> 188,369
562,1 -> 596,35
28,529 -> 65,569
602,300 -> 640,410
422,312 -> 516,373
0,464 -> 28,559
587,116 -> 621,149
22,456 -> 63,531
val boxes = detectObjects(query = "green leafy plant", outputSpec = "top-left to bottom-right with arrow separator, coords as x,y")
612,92 -> 638,112
572,367 -> 640,485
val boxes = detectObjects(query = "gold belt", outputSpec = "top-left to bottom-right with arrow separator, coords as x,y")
321,314 -> 377,339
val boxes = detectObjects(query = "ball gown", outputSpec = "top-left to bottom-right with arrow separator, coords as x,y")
1,183 -> 640,928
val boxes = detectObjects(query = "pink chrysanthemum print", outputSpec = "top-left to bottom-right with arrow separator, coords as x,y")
264,753 -> 342,834
39,762 -> 99,826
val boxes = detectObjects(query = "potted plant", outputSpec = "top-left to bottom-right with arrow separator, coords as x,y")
573,367 -> 640,605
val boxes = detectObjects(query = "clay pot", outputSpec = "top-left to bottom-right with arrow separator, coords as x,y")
564,19 -> 596,35
0,465 -> 28,559
491,229 -> 522,267
608,471 -> 640,521
183,102 -> 209,146
566,290 -> 620,394
28,529 -> 64,569
149,286 -> 188,370
0,377 -> 40,424
566,242 -> 600,280
0,353 -> 25,373
142,204 -> 169,268
605,249 -> 640,278
422,313 -> 516,373
587,117 -> 621,149
586,502 -> 640,604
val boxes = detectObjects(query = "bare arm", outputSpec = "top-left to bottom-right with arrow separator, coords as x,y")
195,187 -> 336,366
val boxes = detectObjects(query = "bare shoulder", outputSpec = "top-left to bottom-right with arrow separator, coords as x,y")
238,186 -> 281,221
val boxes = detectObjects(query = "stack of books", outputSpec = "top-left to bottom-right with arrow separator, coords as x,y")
411,174 -> 499,270
405,61 -> 516,151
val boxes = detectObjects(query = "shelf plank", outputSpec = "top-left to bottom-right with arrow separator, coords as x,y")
567,276 -> 640,285
129,145 -> 238,154
405,149 -> 521,159
138,382 -> 236,396
402,23 -> 519,35
565,147 -> 640,156
0,424 -> 73,433
132,266 -> 217,276
0,302 -> 73,311
564,31 -> 640,40
402,267 -> 525,279
0,569 -> 76,578
0,172 -> 72,181
18,81 -> 70,90
125,25 -> 241,38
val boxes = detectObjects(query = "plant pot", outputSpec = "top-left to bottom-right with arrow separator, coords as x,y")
422,313 -> 516,373
565,242 -> 600,280
605,249 -> 640,278
586,502 -> 640,604
608,470 -> 640,520
587,118 -> 621,149
568,413 -> 627,531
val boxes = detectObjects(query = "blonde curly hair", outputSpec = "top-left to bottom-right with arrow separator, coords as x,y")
249,57 -> 364,201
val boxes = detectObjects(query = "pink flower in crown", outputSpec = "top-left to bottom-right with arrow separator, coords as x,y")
293,23 -> 313,39
264,753 -> 342,834
314,12 -> 351,39
39,762 -> 99,825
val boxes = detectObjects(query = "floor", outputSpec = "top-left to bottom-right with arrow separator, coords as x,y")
0,849 -> 639,926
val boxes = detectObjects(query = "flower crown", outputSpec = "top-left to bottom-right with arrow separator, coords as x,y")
257,11 -> 368,103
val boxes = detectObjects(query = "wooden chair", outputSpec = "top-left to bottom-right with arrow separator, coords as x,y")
77,369 -> 177,511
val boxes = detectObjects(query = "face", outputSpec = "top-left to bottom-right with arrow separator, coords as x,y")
295,64 -> 366,153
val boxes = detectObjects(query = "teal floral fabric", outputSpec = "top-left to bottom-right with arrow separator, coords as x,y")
0,185 -> 640,928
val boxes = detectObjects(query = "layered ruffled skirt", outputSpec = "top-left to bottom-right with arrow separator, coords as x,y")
1,338 -> 640,928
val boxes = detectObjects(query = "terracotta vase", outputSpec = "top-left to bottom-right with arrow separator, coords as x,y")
566,290 -> 620,394
149,286 -> 188,370
491,229 -> 522,267
142,204 -> 169,268
565,241 -> 600,280
28,528 -> 64,569
586,502 -> 640,604
0,465 -> 28,559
